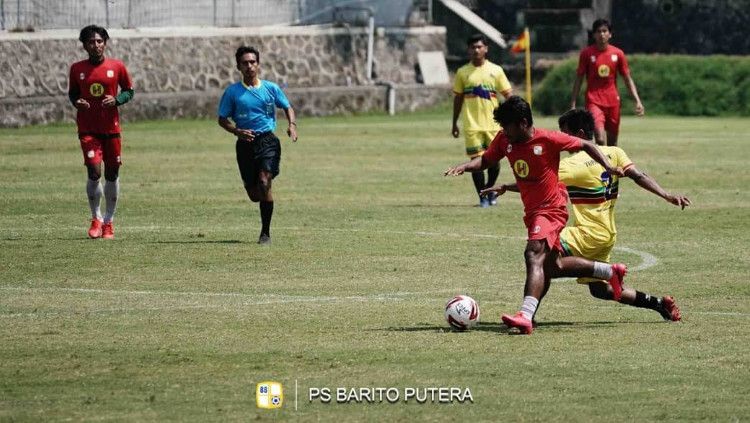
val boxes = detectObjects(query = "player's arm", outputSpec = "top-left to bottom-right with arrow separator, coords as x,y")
282,107 -> 298,142
68,70 -> 90,110
451,93 -> 464,138
580,141 -> 624,177
480,182 -> 518,197
570,73 -> 584,110
218,116 -> 254,142
625,166 -> 691,209
114,88 -> 134,106
623,73 -> 644,116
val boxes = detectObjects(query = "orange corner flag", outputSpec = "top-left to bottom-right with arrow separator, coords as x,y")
510,29 -> 528,54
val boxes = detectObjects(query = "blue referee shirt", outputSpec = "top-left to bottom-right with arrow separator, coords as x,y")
217,80 -> 291,133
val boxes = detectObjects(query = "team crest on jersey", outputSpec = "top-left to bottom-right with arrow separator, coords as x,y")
106,70 -> 114,78
89,83 -> 104,97
532,225 -> 541,234
611,54 -> 618,62
590,55 -> 596,63
513,159 -> 529,178
506,144 -> 513,153
79,73 -> 85,80
598,64 -> 610,77
533,145 -> 543,155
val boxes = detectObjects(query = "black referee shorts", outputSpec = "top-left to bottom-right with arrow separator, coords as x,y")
235,131 -> 281,185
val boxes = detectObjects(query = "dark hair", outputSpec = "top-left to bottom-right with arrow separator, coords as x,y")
558,109 -> 595,140
235,46 -> 260,66
493,96 -> 533,127
467,33 -> 488,46
592,18 -> 612,32
79,25 -> 109,43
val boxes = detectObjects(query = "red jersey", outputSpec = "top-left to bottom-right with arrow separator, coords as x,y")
576,44 -> 630,107
484,128 -> 583,215
69,58 -> 133,135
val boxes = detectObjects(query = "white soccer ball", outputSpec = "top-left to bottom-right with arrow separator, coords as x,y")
444,295 -> 480,330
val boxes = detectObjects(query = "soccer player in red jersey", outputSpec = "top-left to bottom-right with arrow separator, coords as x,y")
445,96 -> 627,334
68,25 -> 134,239
570,19 -> 644,146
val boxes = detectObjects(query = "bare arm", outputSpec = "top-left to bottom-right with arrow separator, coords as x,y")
282,107 -> 298,142
623,74 -> 644,116
451,94 -> 464,138
480,182 -> 519,197
444,156 -> 488,176
580,141 -> 624,176
570,73 -> 585,109
625,166 -> 691,209
218,116 -> 254,142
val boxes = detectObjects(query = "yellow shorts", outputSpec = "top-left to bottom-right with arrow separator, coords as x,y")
560,226 -> 616,284
464,130 -> 497,158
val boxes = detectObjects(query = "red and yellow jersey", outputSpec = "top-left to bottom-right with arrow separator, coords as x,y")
484,128 -> 583,216
69,58 -> 133,135
576,44 -> 630,107
559,146 -> 634,239
453,61 -> 512,132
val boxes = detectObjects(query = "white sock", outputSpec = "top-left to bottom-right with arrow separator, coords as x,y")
520,296 -> 539,320
592,261 -> 613,280
103,178 -> 119,223
86,179 -> 103,220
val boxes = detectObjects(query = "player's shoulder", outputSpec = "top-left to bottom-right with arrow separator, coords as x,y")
456,63 -> 474,74
608,45 -> 626,55
70,59 -> 89,70
261,79 -> 281,90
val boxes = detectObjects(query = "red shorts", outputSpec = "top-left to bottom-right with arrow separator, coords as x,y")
523,206 -> 569,252
587,102 -> 621,136
79,134 -> 122,167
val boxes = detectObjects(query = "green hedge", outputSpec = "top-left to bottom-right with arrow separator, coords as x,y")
533,55 -> 750,116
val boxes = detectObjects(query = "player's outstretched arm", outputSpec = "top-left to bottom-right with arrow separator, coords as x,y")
480,183 -> 518,196
625,167 -> 691,209
580,141 -> 624,176
444,156 -> 483,176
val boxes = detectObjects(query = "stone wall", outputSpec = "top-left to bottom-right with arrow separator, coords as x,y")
0,26 -> 449,127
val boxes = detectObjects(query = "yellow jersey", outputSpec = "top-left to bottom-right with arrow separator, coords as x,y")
453,61 -> 512,132
559,146 -> 634,243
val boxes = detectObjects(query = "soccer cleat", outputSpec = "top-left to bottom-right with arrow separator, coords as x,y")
479,196 -> 490,208
88,219 -> 103,239
501,312 -> 534,335
608,263 -> 628,301
258,233 -> 271,245
488,192 -> 498,206
658,296 -> 682,321
102,222 -> 114,239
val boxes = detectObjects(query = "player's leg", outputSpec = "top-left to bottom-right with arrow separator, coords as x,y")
586,103 -> 608,146
465,132 -> 489,207
80,135 -> 104,238
101,136 -> 122,239
501,240 -> 549,334
604,104 -> 621,146
587,282 -> 681,321
256,133 -> 281,245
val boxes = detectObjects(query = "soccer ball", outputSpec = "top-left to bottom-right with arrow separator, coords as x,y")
444,295 -> 480,330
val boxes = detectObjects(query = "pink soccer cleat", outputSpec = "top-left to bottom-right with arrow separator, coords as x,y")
659,296 -> 682,321
502,312 -> 534,335
608,263 -> 628,301
88,219 -> 103,239
102,222 -> 114,239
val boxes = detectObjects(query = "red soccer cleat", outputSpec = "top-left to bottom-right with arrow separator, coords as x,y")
608,263 -> 628,301
659,296 -> 682,321
102,222 -> 114,239
88,219 -> 103,239
502,312 -> 534,335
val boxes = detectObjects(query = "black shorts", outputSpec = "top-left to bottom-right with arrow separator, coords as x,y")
235,132 -> 281,185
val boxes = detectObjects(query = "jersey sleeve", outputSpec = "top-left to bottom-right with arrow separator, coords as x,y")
482,132 -> 506,163
68,64 -> 79,98
495,67 -> 512,95
576,48 -> 588,76
612,147 -> 634,171
452,68 -> 465,95
617,49 -> 630,76
217,87 -> 234,119
272,83 -> 291,109
549,131 -> 584,153
118,61 -> 134,91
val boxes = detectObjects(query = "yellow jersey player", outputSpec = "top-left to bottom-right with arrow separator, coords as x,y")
451,34 -> 513,207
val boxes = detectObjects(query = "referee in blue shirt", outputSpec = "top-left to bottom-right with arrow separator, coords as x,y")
218,46 -> 298,245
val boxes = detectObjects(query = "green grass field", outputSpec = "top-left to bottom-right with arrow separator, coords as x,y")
1,112 -> 748,421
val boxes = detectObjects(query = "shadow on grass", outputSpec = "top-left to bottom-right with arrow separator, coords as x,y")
380,320 -> 665,334
148,240 -> 244,244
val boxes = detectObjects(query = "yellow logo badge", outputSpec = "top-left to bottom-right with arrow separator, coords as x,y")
256,381 -> 283,409
597,64 -> 610,77
89,83 -> 104,97
513,159 -> 529,178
